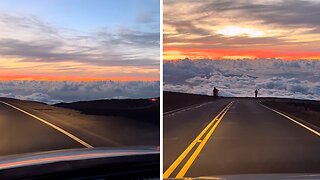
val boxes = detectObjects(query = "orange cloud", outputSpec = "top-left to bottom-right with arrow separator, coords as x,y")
164,0 -> 320,61
164,47 -> 320,60
0,58 -> 159,82
0,74 -> 158,82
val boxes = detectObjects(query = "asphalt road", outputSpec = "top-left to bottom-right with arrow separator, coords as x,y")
0,97 -> 160,158
163,98 -> 320,178
0,101 -> 84,156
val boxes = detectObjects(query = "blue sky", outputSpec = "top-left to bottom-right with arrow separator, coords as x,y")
0,0 -> 160,81
0,0 -> 160,102
0,0 -> 159,32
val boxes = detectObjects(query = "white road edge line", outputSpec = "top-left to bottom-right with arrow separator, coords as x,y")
164,101 -> 212,117
0,101 -> 94,148
260,103 -> 320,137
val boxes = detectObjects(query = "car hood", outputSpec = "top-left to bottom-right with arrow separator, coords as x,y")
0,146 -> 159,170
167,173 -> 320,180
0,146 -> 159,179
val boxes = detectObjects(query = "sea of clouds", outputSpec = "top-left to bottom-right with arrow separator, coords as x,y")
164,59 -> 320,100
0,81 -> 159,104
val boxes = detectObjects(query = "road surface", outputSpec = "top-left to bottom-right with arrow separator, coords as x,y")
0,101 -> 88,156
163,98 -> 320,178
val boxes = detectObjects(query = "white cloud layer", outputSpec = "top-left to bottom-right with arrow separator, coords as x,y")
0,81 -> 159,104
164,59 -> 320,100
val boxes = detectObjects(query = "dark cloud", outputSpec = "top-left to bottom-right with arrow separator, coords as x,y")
165,20 -> 211,35
0,13 -> 159,67
0,38 -> 158,67
0,38 -> 81,60
197,0 -> 320,28
164,33 -> 287,49
96,29 -> 159,47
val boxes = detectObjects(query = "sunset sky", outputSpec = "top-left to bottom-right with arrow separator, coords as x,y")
164,0 -> 320,60
0,0 -> 159,81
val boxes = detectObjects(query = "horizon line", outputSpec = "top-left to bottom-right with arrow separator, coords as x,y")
0,76 -> 160,82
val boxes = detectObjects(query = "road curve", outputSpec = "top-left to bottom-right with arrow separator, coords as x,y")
163,98 -> 320,178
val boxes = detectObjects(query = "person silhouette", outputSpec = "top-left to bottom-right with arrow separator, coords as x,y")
255,89 -> 258,98
213,87 -> 219,97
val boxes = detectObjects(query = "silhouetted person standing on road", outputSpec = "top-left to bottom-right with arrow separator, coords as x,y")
213,87 -> 219,97
255,89 -> 258,98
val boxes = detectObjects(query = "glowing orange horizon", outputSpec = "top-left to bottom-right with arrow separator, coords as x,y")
163,47 -> 320,60
0,75 -> 159,82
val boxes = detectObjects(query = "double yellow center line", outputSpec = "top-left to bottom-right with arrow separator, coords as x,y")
163,101 -> 234,178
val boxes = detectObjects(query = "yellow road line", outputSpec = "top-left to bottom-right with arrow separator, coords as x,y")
260,103 -> 320,137
176,101 -> 233,178
163,101 -> 233,178
0,101 -> 94,148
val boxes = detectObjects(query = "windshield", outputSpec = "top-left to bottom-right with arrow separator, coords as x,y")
163,0 -> 320,179
0,0 -> 160,178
